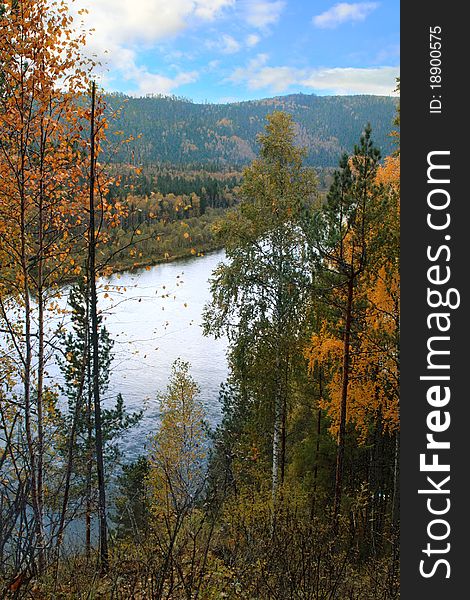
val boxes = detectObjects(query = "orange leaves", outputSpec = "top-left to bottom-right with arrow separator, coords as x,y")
305,150 -> 400,444
0,0 -> 117,295
305,324 -> 342,374
306,307 -> 399,442
376,155 -> 400,189
250,444 -> 260,462
366,267 -> 399,331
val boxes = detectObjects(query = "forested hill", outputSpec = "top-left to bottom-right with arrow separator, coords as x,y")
106,93 -> 397,168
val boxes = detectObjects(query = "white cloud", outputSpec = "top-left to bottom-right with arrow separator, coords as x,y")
133,70 -> 199,96
76,0 -> 235,46
251,53 -> 270,69
230,57 -> 399,95
244,0 -> 285,29
90,40 -> 199,96
301,66 -> 399,95
73,0 -> 233,94
313,2 -> 379,29
194,0 -> 236,21
220,34 -> 242,54
373,44 -> 400,64
250,67 -> 298,92
231,55 -> 295,92
246,34 -> 261,47
207,32 -> 263,55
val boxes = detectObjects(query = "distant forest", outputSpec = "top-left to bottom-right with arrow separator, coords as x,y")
105,93 -> 398,168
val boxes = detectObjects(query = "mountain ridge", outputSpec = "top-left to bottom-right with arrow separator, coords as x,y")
106,92 -> 398,168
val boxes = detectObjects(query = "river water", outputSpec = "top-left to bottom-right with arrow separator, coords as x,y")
87,249 -> 228,460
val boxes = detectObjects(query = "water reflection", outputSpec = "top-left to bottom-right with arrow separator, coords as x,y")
96,250 -> 228,460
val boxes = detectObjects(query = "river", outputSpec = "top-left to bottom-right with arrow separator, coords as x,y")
85,249 -> 228,460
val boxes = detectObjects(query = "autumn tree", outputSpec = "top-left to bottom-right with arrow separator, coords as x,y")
147,359 -> 211,597
204,112 -> 318,504
149,360 -> 207,518
0,0 -> 121,578
0,0 -> 95,576
304,125 -> 384,521
367,149 -> 400,547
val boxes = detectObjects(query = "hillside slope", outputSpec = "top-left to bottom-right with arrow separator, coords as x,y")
106,93 -> 398,168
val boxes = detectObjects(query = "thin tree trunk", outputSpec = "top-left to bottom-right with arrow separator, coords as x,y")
19,89 -> 45,573
272,240 -> 285,508
55,339 -> 89,559
36,121 -> 46,573
85,355 -> 93,561
280,358 -> 288,486
367,408 -> 383,557
389,431 -> 400,596
271,351 -> 282,506
333,275 -> 354,522
280,400 -> 287,486
88,81 -> 109,573
311,367 -> 323,519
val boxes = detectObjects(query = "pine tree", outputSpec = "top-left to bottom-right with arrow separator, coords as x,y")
304,125 -> 384,521
112,457 -> 151,542
56,281 -> 142,557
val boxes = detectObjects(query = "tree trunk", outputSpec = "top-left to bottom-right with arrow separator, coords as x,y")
391,431 -> 400,531
85,359 -> 93,561
280,358 -> 289,486
311,367 -> 323,519
389,431 -> 400,596
36,129 -> 46,573
271,358 -> 282,505
56,339 -> 88,559
272,239 -> 285,508
19,109 -> 45,573
88,81 -> 109,573
333,276 -> 354,521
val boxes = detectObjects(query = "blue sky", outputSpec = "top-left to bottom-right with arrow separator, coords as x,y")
74,0 -> 399,102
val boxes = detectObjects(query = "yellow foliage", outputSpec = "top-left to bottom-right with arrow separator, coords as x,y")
147,360 -> 207,520
305,152 -> 400,443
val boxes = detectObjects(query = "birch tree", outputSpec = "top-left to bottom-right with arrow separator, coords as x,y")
203,112 -> 317,504
0,0 -> 92,574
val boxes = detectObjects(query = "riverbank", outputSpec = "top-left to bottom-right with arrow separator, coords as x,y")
100,207 -> 228,275
106,240 -> 224,275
